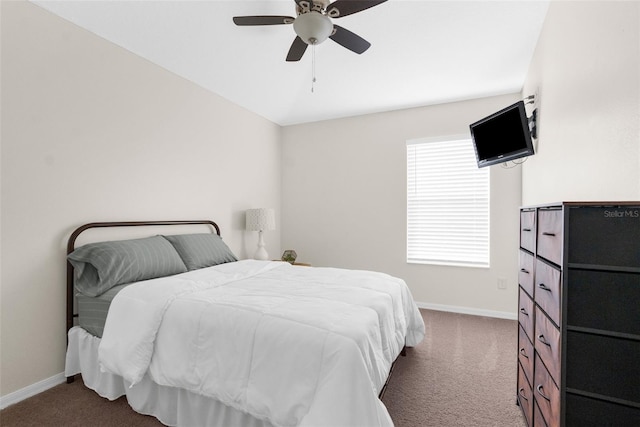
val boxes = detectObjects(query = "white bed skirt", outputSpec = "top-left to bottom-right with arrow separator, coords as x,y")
65,326 -> 274,427
66,326 -> 394,426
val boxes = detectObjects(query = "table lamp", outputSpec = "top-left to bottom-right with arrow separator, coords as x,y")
245,208 -> 276,260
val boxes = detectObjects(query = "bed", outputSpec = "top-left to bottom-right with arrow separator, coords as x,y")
65,220 -> 425,427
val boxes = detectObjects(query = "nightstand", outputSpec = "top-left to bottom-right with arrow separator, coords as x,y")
273,260 -> 311,267
291,262 -> 311,267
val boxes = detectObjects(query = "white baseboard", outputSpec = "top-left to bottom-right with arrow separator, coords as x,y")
416,301 -> 517,320
0,372 -> 66,410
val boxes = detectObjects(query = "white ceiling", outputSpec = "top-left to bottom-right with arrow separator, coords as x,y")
32,0 -> 550,126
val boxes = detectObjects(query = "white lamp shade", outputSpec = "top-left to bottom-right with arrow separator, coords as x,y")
246,208 -> 276,231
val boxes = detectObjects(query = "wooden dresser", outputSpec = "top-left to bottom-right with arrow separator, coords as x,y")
516,202 -> 640,426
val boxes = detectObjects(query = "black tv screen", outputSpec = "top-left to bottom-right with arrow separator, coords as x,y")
469,101 -> 535,168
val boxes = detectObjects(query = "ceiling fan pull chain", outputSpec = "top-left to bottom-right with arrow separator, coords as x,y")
311,44 -> 317,93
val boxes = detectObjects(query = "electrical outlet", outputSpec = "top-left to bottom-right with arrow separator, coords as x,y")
497,277 -> 507,290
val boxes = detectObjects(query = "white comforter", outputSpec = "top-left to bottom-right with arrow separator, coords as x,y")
99,260 -> 425,427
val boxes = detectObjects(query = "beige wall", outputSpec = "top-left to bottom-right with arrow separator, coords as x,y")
522,1 -> 640,204
0,2 -> 281,396
281,94 -> 523,317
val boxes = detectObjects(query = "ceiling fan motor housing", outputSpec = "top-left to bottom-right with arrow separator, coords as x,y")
293,11 -> 333,45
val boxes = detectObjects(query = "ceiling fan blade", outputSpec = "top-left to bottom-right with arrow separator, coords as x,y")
330,25 -> 371,54
286,36 -> 308,62
233,16 -> 294,26
326,0 -> 388,18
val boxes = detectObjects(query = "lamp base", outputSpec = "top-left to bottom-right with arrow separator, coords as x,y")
253,230 -> 269,260
253,247 -> 269,260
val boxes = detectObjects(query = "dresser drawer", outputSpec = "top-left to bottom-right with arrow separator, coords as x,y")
534,400 -> 548,427
566,392 -> 640,426
567,205 -> 640,269
518,325 -> 534,384
519,250 -> 535,297
537,208 -> 563,266
520,210 -> 536,253
534,259 -> 561,327
567,269 -> 640,336
518,288 -> 534,341
535,306 -> 561,385
517,362 -> 533,427
566,331 -> 640,405
534,354 -> 560,427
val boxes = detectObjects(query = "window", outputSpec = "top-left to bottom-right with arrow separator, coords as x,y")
407,135 -> 489,267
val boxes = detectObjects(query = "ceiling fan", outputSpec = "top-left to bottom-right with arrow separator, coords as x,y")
233,0 -> 388,62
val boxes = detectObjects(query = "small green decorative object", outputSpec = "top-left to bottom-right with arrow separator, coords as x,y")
281,250 -> 297,264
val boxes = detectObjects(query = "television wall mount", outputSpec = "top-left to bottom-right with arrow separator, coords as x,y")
524,94 -> 538,139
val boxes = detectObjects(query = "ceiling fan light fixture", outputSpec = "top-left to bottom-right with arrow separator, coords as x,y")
293,11 -> 333,45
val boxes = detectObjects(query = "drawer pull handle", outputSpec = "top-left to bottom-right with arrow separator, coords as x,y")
519,348 -> 529,359
520,268 -> 530,274
520,307 -> 529,316
518,387 -> 529,401
536,384 -> 551,402
522,228 -> 532,232
542,232 -> 556,236
538,334 -> 552,347
538,283 -> 552,292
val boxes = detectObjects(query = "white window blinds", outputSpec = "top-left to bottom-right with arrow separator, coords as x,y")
407,136 -> 490,267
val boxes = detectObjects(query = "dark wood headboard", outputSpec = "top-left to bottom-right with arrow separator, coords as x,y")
66,220 -> 221,337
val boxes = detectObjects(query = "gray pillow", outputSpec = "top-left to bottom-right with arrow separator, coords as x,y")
68,235 -> 187,297
163,233 -> 237,271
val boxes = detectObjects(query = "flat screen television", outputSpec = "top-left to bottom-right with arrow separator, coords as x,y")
469,100 -> 535,168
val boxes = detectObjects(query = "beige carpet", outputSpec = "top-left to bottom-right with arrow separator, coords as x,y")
1,309 -> 527,426
383,309 -> 527,427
